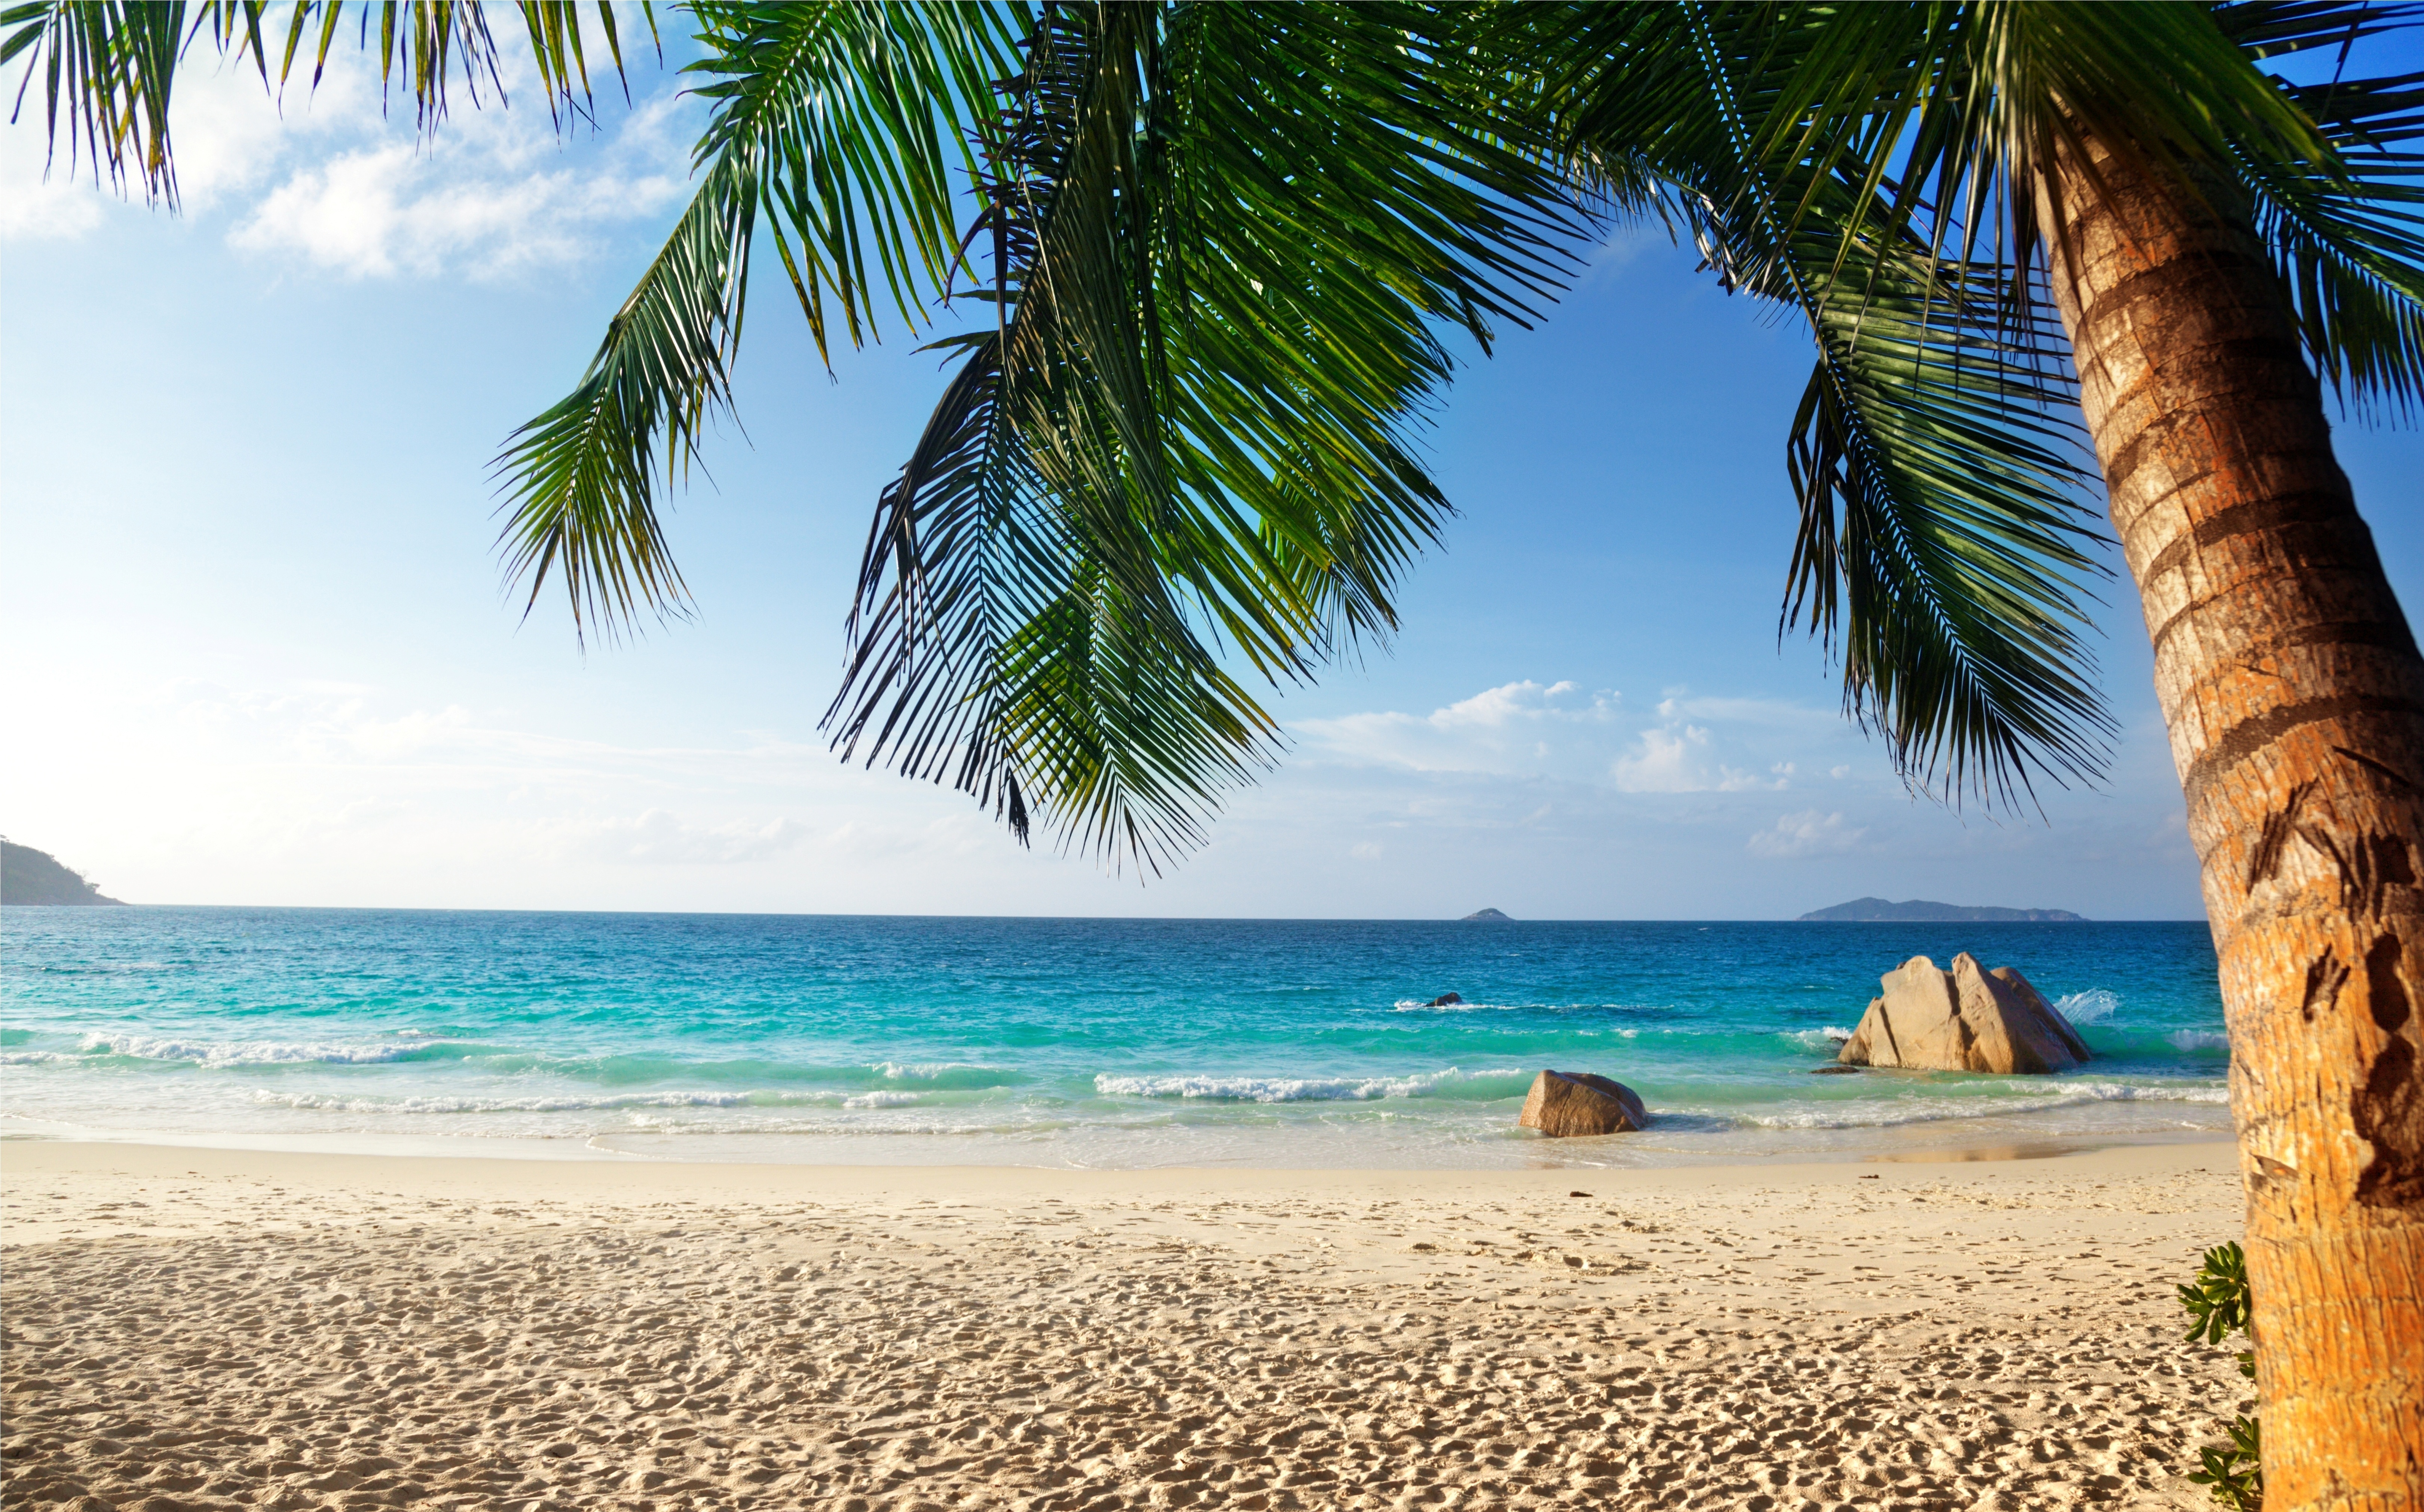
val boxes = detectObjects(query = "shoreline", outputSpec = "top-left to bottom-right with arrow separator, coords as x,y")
4,1139 -> 2248,1509
0,1117 -> 2235,1172
0,1130 -> 2244,1200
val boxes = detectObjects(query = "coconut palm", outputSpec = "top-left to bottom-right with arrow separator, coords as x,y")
8,1 -> 2421,1502
1537,9 -> 2423,1503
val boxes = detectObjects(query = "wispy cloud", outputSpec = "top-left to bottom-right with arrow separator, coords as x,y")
1298,677 -> 1853,798
1609,721 -> 1788,793
1295,679 -> 1621,778
2,45 -> 695,279
229,92 -> 691,279
1747,810 -> 1869,858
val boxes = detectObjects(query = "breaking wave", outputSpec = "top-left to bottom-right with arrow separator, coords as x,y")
70,1031 -> 459,1067
1094,1067 -> 1533,1103
2056,989 -> 2121,1024
1738,1079 -> 2228,1130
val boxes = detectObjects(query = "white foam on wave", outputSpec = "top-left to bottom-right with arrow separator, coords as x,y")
1094,1067 -> 1526,1103
1740,1079 -> 2227,1130
254,1085 -> 940,1115
873,1061 -> 1001,1082
2168,1030 -> 2231,1051
2056,989 -> 2121,1024
255,1088 -> 762,1114
1781,1027 -> 1858,1051
75,1031 -> 446,1067
0,1049 -> 88,1066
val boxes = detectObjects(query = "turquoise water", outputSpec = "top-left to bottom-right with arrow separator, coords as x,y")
0,908 -> 2231,1167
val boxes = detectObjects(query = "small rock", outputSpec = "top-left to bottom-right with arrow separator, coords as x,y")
1517,1070 -> 1648,1137
1426,991 -> 1464,1007
1809,1065 -> 1862,1075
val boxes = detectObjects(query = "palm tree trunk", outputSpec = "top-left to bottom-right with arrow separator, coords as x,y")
2036,137 -> 2424,1511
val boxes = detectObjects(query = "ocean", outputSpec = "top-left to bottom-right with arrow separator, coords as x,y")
0,908 -> 2232,1168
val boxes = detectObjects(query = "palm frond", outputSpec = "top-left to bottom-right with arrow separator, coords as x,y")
1,1 -> 641,206
826,4 -> 1280,871
1777,252 -> 2115,803
491,146 -> 753,640
824,1 -> 1583,867
2217,1 -> 2424,417
3,0 -> 184,203
1550,1 -> 2118,808
1733,2 -> 2424,418
493,2 -> 1022,641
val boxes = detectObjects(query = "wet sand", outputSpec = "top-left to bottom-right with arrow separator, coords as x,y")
2,1140 -> 2249,1511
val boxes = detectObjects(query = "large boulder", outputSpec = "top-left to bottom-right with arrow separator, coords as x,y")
1518,1070 -> 1649,1136
1836,954 -> 2091,1074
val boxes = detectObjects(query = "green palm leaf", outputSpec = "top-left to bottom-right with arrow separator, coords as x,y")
1551,1 -> 2117,807
1,0 -> 641,205
492,1 -> 1019,641
822,3 -> 1580,867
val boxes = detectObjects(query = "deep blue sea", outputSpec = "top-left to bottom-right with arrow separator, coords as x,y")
0,909 -> 2231,1167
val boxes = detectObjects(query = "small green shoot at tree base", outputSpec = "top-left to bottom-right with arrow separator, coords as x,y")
2188,1414 -> 2263,1512
2179,1241 -> 2260,1511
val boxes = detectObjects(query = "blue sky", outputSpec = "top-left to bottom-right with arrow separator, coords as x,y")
3,34 -> 2417,919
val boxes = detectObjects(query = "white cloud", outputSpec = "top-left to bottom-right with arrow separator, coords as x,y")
1301,677 -> 1854,798
229,89 -> 691,279
3,52 -> 365,240
1611,723 -> 1711,792
1432,678 -> 1586,727
3,39 -> 695,278
1295,679 -> 1619,777
1610,722 -> 1788,793
0,115 -> 106,239
1747,810 -> 1869,858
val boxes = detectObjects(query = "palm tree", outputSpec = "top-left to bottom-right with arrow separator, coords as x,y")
8,2 -> 2420,1502
1538,10 -> 2423,1504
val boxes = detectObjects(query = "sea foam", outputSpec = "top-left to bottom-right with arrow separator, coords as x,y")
2056,989 -> 2121,1024
1738,1079 -> 2228,1130
1094,1067 -> 1529,1103
75,1031 -> 450,1067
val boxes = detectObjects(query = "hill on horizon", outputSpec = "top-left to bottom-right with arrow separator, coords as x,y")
1799,897 -> 2085,923
1,839 -> 125,906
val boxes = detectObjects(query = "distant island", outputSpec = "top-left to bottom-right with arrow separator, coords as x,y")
1800,897 -> 2085,923
1461,907 -> 1513,921
1,839 -> 126,906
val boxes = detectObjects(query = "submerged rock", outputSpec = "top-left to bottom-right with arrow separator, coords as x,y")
1518,1070 -> 1649,1137
1836,954 -> 2090,1074
1426,991 -> 1464,1007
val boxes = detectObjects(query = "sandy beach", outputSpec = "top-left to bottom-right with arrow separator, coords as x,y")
3,1140 -> 2250,1511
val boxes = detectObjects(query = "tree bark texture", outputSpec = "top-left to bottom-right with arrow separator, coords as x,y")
2038,136 -> 2424,1511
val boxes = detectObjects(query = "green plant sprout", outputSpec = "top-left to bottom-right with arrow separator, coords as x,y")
2179,1241 -> 2260,1512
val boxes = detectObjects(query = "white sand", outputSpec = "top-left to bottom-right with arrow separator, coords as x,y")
2,1140 -> 2250,1511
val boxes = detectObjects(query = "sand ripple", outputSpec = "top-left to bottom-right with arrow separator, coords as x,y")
1,1145 -> 2246,1510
